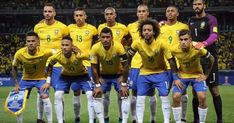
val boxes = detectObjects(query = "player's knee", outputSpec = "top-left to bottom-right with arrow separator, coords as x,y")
173,93 -> 181,105
210,86 -> 220,97
73,90 -> 81,96
198,94 -> 206,105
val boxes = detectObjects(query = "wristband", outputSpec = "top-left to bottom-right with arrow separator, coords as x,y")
46,77 -> 51,84
95,83 -> 101,87
121,82 -> 127,87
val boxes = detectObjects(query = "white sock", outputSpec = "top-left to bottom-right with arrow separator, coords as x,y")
198,107 -> 208,123
121,97 -> 130,123
172,107 -> 182,123
86,91 -> 95,122
37,93 -> 43,120
42,98 -> 53,123
103,92 -> 110,118
149,96 -> 157,121
16,114 -> 23,123
118,94 -> 122,119
73,95 -> 80,118
93,99 -> 104,123
160,96 -> 171,123
54,91 -> 64,123
181,94 -> 188,120
136,96 -> 146,123
131,96 -> 137,121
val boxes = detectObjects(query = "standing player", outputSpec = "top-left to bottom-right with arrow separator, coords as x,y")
34,3 -> 69,122
42,36 -> 96,123
97,7 -> 131,122
188,0 -> 222,123
171,29 -> 214,123
12,32 -> 53,123
68,7 -> 98,123
160,5 -> 189,123
127,4 -> 157,123
128,19 -> 176,123
90,27 -> 130,123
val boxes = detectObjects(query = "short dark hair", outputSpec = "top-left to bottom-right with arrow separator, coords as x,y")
62,36 -> 73,42
26,31 -> 39,39
193,0 -> 206,3
166,4 -> 179,12
44,3 -> 56,9
179,29 -> 191,37
100,27 -> 113,37
138,19 -> 160,39
75,7 -> 85,12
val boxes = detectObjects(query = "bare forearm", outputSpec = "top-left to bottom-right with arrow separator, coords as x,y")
91,64 -> 100,84
12,66 -> 19,85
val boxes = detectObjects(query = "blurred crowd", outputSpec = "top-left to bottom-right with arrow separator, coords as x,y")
0,31 -> 233,75
0,34 -> 25,74
217,31 -> 234,70
0,0 -> 233,10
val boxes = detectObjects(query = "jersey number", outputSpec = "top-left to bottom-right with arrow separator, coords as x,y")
76,35 -> 82,42
47,35 -> 51,42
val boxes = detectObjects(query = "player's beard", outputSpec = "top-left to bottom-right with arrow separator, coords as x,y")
194,7 -> 204,15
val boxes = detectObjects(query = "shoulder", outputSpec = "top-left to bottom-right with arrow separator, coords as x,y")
68,24 -> 75,28
15,47 -> 27,56
55,20 -> 67,27
127,21 -> 137,28
116,22 -> 127,28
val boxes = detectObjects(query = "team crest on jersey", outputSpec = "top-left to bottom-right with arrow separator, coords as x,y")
54,29 -> 59,35
200,22 -> 206,29
176,30 -> 180,34
116,30 -> 120,35
74,60 -> 79,65
85,30 -> 90,35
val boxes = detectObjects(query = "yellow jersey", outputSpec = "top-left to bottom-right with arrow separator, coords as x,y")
127,21 -> 142,68
90,41 -> 127,75
160,21 -> 189,69
34,20 -> 69,67
68,23 -> 98,67
130,38 -> 172,75
12,47 -> 53,80
50,51 -> 88,76
171,45 -> 208,78
98,22 -> 128,43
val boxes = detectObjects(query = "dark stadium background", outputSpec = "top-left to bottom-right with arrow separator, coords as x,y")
0,1 -> 233,84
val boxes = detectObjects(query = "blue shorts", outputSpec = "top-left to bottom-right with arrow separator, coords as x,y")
101,75 -> 123,93
173,78 -> 207,93
167,70 -> 173,89
51,67 -> 62,89
20,80 -> 49,96
56,74 -> 92,93
137,72 -> 169,96
129,68 -> 139,91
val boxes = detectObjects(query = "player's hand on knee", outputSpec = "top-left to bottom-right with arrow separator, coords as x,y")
120,83 -> 128,98
41,83 -> 50,91
174,79 -> 184,90
99,77 -> 105,84
196,74 -> 207,82
93,87 -> 103,98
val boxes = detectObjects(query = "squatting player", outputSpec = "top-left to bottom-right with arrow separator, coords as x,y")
12,32 -> 53,123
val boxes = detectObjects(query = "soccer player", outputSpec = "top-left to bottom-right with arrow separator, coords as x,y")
97,7 -> 131,122
160,5 -> 189,122
127,4 -> 157,123
68,7 -> 98,123
34,3 -> 69,122
171,29 -> 214,123
128,19 -> 175,123
43,36 -> 95,123
90,27 -> 130,123
12,32 -> 53,123
188,0 -> 222,122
